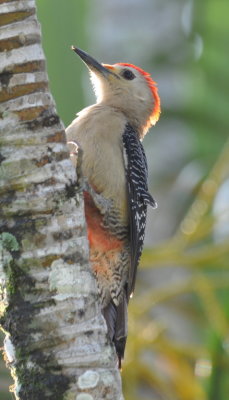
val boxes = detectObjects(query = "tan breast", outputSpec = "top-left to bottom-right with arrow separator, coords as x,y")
66,104 -> 129,223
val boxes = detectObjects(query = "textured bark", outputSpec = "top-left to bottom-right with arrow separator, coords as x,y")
0,1 -> 123,399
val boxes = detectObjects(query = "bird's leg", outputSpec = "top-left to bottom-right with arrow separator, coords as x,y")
84,181 -> 113,217
67,140 -> 84,191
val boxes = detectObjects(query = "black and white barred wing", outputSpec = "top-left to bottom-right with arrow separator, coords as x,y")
123,124 -> 157,298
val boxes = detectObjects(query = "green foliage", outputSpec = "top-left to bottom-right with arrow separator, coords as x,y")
121,1 -> 229,398
189,0 -> 229,162
123,141 -> 229,400
36,0 -> 89,126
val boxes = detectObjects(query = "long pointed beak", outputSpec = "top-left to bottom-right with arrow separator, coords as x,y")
71,46 -> 116,77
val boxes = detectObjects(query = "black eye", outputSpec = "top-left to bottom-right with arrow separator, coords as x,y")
122,69 -> 135,80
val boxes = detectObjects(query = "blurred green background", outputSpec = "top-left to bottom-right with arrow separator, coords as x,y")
1,1 -> 229,399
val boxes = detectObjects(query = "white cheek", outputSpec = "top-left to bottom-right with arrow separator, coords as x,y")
135,88 -> 150,102
90,73 -> 104,102
138,95 -> 148,102
132,79 -> 151,102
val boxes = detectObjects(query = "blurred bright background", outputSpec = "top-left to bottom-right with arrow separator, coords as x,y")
1,1 -> 229,399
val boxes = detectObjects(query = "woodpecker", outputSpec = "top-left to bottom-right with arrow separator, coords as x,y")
66,47 -> 161,367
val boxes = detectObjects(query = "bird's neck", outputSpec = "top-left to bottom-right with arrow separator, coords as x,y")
99,99 -> 152,139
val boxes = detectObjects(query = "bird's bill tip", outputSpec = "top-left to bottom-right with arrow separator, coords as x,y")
71,46 -> 117,78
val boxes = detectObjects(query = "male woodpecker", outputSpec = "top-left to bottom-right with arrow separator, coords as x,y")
66,47 -> 161,367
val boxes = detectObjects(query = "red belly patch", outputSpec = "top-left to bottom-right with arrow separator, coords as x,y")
84,191 -> 123,252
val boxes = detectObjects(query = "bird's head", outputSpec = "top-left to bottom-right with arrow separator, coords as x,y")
72,46 -> 160,138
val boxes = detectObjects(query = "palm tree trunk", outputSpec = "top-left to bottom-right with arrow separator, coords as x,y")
0,1 -> 123,399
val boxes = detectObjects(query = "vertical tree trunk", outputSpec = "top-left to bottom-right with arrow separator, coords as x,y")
0,1 -> 123,399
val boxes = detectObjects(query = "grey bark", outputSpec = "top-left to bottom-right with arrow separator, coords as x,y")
0,1 -> 123,399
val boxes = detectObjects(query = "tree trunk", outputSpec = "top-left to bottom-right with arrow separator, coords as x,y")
0,1 -> 123,399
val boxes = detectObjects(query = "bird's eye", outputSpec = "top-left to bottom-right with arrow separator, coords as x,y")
122,69 -> 135,80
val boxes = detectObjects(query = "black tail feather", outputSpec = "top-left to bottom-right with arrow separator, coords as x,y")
102,296 -> 128,368
102,301 -> 117,340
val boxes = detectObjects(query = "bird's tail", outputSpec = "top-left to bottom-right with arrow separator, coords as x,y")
102,296 -> 128,368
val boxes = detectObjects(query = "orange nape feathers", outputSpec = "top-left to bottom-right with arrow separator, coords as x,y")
117,63 -> 161,131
